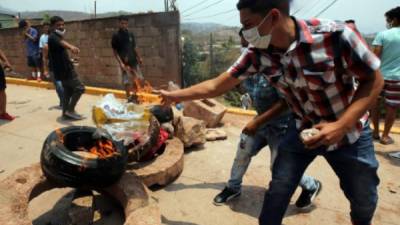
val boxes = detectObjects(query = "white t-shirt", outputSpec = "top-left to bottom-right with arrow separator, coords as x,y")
39,34 -> 49,49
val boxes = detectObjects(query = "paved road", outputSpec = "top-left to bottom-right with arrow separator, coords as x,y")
1,84 -> 399,225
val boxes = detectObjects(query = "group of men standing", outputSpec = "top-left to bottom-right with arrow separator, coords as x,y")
0,14 -> 143,122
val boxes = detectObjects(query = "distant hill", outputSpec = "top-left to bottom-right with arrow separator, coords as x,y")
0,5 -> 15,15
181,22 -> 227,34
19,10 -> 133,21
20,11 -> 90,20
1,8 -> 240,43
182,22 -> 240,43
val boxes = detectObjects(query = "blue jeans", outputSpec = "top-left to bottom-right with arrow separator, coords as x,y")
227,117 -> 318,192
50,72 -> 64,107
259,121 -> 379,225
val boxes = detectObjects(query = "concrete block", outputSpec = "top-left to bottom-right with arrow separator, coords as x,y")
147,27 -> 161,36
100,48 -> 114,57
133,16 -> 152,27
131,28 -> 144,37
183,99 -> 227,128
136,37 -> 153,47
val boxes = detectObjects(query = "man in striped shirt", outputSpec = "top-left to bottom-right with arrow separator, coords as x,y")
159,0 -> 383,224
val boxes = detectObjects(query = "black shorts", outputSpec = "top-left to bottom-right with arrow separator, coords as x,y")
27,55 -> 41,68
0,66 -> 6,90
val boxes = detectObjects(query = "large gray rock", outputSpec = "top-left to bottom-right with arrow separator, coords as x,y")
174,116 -> 206,148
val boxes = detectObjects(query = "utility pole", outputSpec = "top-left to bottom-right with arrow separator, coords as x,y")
164,0 -> 169,12
170,0 -> 177,11
209,33 -> 214,76
94,0 -> 97,18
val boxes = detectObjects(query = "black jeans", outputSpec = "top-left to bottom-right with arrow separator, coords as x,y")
60,72 -> 85,114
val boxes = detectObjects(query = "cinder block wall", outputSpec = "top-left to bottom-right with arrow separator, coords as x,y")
0,11 -> 182,89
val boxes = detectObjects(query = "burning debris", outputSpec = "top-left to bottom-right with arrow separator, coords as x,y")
55,128 -> 119,159
55,128 -> 64,144
133,78 -> 162,104
77,139 -> 118,159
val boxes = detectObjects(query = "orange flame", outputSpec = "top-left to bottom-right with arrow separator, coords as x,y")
55,128 -> 64,144
89,139 -> 117,159
133,78 -> 161,104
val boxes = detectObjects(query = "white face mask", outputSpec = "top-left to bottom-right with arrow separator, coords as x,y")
242,14 -> 272,49
55,28 -> 66,36
386,22 -> 393,29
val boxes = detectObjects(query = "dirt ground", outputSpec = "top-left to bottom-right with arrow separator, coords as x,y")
0,84 -> 399,225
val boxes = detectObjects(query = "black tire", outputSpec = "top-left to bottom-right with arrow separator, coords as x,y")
150,105 -> 174,123
40,126 -> 128,188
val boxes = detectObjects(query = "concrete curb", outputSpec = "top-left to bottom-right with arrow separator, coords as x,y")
6,77 -> 126,98
6,77 -> 400,135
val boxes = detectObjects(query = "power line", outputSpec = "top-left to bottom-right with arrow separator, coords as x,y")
298,0 -> 330,17
184,9 -> 236,21
181,0 -> 213,13
315,0 -> 339,17
291,0 -> 318,16
182,0 -> 226,18
297,0 -> 330,18
225,12 -> 239,21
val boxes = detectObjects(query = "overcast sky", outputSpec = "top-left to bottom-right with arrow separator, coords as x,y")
1,0 -> 398,34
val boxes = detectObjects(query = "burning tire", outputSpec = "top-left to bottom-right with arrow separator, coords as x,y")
128,115 -> 161,162
40,126 -> 128,188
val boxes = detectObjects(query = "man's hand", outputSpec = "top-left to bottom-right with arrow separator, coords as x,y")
137,57 -> 143,65
302,121 -> 348,149
156,90 -> 179,106
70,46 -> 80,54
4,61 -> 12,70
120,63 -> 128,72
242,119 -> 259,136
43,69 -> 49,78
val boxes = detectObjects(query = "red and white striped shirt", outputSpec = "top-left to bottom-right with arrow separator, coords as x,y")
228,18 -> 380,149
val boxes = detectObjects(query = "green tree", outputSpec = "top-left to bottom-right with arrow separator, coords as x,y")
182,37 -> 203,87
42,13 -> 51,24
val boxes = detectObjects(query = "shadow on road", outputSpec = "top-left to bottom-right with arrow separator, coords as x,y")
375,150 -> 400,167
56,116 -> 75,126
159,182 -> 313,220
161,216 -> 200,225
0,120 -> 12,126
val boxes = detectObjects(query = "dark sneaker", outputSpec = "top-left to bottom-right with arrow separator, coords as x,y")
63,111 -> 85,120
295,180 -> 322,209
213,187 -> 241,206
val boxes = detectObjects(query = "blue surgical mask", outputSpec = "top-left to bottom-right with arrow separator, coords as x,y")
242,14 -> 272,49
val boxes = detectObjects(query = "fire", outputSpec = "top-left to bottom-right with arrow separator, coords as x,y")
55,128 -> 64,144
133,78 -> 161,104
77,139 -> 117,171
89,139 -> 117,159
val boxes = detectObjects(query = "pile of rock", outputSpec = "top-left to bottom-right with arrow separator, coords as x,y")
156,98 -> 228,149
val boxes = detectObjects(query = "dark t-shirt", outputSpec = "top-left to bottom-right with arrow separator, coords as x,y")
0,65 -> 6,89
48,32 -> 74,81
111,29 -> 137,67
